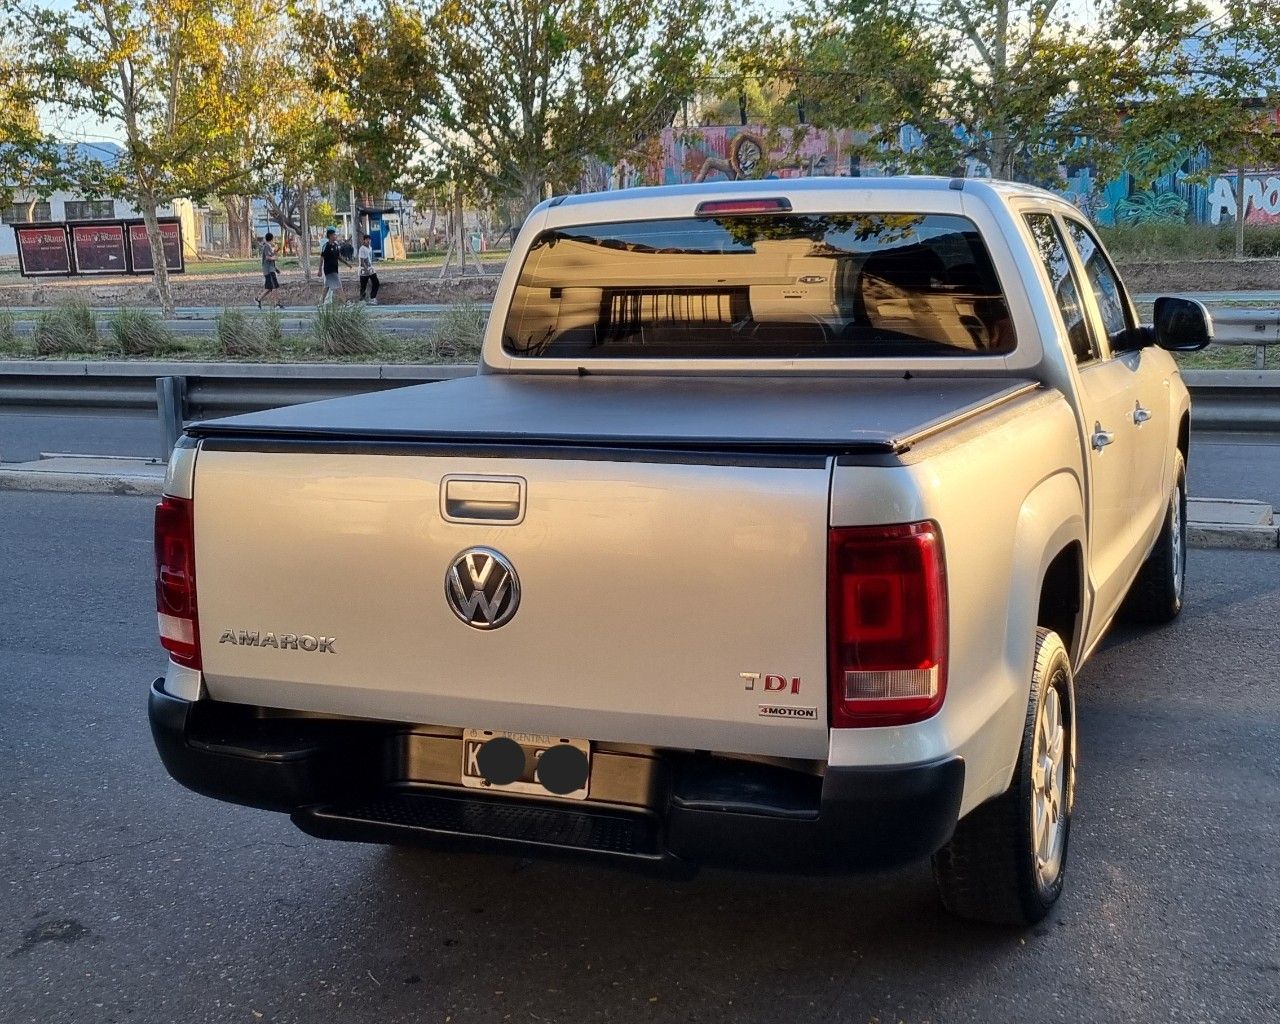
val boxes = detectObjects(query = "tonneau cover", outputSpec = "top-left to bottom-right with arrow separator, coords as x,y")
188,373 -> 1039,453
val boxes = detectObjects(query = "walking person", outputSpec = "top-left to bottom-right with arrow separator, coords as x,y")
256,232 -> 283,309
317,227 -> 352,306
357,233 -> 380,303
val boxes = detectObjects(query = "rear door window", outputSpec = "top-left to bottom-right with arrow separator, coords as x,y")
502,213 -> 1016,359
1024,214 -> 1098,365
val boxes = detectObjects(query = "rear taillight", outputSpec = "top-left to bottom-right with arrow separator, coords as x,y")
828,522 -> 947,728
155,495 -> 200,669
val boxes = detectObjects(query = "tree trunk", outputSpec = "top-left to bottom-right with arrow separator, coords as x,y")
298,180 -> 312,278
1236,164 -> 1247,259
455,187 -> 468,274
140,196 -> 174,316
223,195 -> 253,258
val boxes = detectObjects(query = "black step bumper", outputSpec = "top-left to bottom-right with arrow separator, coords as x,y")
150,678 -> 965,874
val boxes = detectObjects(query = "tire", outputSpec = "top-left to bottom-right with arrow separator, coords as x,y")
932,628 -> 1075,926
1121,450 -> 1187,624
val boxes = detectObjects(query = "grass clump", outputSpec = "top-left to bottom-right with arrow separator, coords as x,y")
33,299 -> 98,356
106,306 -> 175,356
0,308 -> 21,355
313,302 -> 381,356
215,307 -> 282,358
432,302 -> 487,360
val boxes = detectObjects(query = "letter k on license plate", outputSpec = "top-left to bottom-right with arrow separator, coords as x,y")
461,728 -> 591,800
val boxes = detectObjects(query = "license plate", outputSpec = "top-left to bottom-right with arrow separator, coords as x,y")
461,729 -> 591,800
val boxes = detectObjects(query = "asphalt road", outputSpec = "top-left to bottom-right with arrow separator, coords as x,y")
1,488 -> 1277,1024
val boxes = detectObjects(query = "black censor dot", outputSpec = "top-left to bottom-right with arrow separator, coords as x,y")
476,737 -> 525,785
536,744 -> 589,794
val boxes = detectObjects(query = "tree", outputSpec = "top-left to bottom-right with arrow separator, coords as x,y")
1107,1 -> 1280,251
6,0 -> 263,312
0,49 -> 65,217
748,0 -> 1280,187
736,1 -> 957,173
301,0 -> 716,220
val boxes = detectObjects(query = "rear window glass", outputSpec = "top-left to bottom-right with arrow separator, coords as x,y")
502,213 -> 1015,359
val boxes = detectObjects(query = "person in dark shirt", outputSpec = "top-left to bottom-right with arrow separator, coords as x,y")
317,227 -> 352,306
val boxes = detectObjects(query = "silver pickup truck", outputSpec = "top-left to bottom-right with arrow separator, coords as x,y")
149,177 -> 1210,925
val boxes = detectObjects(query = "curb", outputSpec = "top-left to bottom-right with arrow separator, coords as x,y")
1187,522 -> 1280,550
0,468 -> 163,496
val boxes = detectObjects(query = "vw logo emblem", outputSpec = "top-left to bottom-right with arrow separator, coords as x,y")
445,547 -> 521,629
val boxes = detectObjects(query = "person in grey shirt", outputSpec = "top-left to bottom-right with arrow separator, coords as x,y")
256,233 -> 282,309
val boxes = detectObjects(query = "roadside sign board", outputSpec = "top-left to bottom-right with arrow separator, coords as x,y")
126,220 -> 185,273
70,222 -> 128,275
14,224 -> 71,276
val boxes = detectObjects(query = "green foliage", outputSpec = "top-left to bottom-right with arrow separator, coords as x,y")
299,0 -> 717,212
312,303 -> 382,357
0,48 -> 64,210
432,302 -> 487,360
106,306 -> 175,356
215,307 -> 281,358
744,0 -> 1280,185
33,300 -> 98,356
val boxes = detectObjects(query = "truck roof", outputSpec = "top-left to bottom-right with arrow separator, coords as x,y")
545,175 -> 1064,215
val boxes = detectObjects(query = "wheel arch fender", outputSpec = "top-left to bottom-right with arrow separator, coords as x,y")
978,470 -> 1085,801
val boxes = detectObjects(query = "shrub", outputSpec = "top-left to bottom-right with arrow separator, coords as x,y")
33,299 -> 98,356
106,306 -> 174,357
1098,222 -> 1280,261
432,302 -> 487,361
216,307 -> 278,358
313,302 -> 381,357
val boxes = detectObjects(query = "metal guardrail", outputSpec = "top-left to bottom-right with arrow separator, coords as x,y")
0,361 -> 1275,461
0,361 -> 476,459
1205,308 -> 1279,367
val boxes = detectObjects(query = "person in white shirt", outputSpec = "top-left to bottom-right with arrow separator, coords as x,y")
357,234 -> 379,303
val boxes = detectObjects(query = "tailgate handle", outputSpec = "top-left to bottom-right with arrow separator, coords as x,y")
442,476 -> 526,524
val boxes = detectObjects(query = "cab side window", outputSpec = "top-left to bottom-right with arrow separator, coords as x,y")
1024,213 -> 1098,365
1063,218 -> 1134,351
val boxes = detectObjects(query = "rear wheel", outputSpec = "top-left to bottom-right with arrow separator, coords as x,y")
932,628 -> 1075,925
1121,451 -> 1187,624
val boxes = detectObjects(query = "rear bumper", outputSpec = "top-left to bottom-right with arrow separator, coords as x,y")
150,678 -> 964,874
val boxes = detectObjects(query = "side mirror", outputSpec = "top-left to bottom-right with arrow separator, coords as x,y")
1153,296 -> 1213,351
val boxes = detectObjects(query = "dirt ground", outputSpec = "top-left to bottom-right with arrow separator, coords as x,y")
3,257 -> 1279,308
1117,258 -> 1280,293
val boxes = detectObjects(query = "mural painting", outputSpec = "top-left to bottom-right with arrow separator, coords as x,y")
592,123 -> 1280,229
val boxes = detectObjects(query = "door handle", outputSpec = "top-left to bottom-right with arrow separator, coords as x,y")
1091,422 -> 1115,452
1132,402 -> 1152,425
441,475 -> 526,524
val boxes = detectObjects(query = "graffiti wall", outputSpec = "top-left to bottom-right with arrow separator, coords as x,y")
592,123 -> 1280,229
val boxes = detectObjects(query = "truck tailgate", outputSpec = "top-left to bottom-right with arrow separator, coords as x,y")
193,447 -> 833,760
